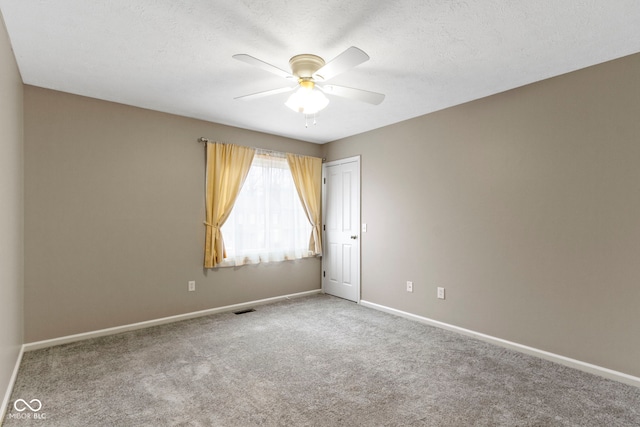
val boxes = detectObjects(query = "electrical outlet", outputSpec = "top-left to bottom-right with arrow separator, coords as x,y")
406,281 -> 413,292
188,281 -> 196,292
437,287 -> 445,299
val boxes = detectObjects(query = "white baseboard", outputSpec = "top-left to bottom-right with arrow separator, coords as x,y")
24,289 -> 322,352
1,345 -> 24,424
359,299 -> 640,389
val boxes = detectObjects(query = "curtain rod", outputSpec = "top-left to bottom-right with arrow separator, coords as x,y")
197,137 -> 325,162
197,137 -> 285,156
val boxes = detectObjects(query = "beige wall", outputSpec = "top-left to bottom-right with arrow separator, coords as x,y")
0,9 -> 24,407
324,53 -> 640,378
24,87 -> 323,342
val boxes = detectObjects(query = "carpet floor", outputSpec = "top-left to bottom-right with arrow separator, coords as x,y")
3,294 -> 640,426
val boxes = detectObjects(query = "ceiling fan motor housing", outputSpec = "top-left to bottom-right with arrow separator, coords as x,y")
289,54 -> 325,79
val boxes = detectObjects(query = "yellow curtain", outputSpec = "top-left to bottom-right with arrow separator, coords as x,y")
286,153 -> 323,255
204,143 -> 255,268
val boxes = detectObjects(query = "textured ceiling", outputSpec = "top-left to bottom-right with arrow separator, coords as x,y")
2,0 -> 640,144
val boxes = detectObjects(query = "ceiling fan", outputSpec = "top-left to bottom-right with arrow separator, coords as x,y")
232,46 -> 385,121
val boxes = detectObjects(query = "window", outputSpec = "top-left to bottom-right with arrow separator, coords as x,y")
220,151 -> 312,266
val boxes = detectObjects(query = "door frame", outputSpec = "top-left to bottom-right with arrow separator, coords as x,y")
321,155 -> 361,303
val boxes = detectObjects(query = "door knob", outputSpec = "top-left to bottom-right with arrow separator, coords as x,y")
350,235 -> 358,239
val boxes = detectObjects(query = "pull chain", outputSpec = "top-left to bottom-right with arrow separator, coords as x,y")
304,114 -> 318,128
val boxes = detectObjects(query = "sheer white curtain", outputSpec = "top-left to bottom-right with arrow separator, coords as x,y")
220,151 -> 313,266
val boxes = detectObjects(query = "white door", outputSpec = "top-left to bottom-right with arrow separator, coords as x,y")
322,156 -> 360,302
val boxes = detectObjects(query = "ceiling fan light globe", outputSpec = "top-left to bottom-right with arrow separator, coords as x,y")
285,87 -> 329,115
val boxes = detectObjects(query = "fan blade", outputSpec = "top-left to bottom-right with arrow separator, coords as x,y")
319,85 -> 385,105
233,54 -> 294,79
234,86 -> 296,101
313,46 -> 369,81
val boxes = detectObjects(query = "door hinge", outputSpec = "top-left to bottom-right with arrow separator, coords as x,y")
323,224 -> 326,231
323,271 -> 325,277
323,177 -> 326,184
